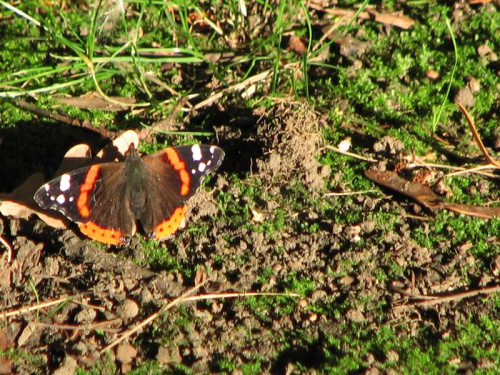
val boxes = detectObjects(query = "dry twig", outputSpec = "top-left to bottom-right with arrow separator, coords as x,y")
393,284 -> 500,310
0,297 -> 71,319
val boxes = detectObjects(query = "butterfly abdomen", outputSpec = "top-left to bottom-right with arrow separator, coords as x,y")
124,154 -> 149,218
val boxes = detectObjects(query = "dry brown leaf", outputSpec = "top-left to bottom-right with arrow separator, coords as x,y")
366,9 -> 415,29
53,144 -> 92,177
289,36 -> 308,55
0,172 -> 68,229
309,5 -> 415,30
366,170 -> 500,219
0,131 -> 140,231
95,130 -> 139,161
17,322 -> 38,347
55,93 -> 137,111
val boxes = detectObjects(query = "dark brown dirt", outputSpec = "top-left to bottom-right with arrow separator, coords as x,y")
1,102 -> 498,374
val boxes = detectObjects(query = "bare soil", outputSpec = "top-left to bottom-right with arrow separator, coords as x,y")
1,101 -> 498,374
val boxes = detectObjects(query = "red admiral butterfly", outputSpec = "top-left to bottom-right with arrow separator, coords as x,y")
34,144 -> 224,245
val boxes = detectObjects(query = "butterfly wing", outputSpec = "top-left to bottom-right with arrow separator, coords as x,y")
140,145 -> 225,240
34,163 -> 136,245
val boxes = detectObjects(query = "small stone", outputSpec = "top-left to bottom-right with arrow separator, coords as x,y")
467,76 -> 480,93
346,308 -> 365,323
454,86 -> 474,107
157,346 -> 182,365
116,344 -> 137,364
118,299 -> 140,322
425,69 -> 439,80
387,349 -> 399,362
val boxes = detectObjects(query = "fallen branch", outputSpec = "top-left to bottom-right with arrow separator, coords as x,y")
13,98 -> 115,139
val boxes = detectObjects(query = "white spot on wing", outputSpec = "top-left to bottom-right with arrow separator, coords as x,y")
56,194 -> 65,204
44,184 -> 50,192
191,145 -> 202,161
210,146 -> 215,154
191,169 -> 196,174
59,174 -> 71,192
50,196 -> 55,201
198,162 -> 206,172
69,197 -> 74,202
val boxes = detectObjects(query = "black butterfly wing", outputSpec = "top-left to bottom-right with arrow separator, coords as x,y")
140,145 -> 225,240
34,163 -> 136,245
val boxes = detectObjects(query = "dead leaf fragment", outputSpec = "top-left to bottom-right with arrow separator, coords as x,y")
365,170 -> 443,208
17,322 -> 38,347
0,263 -> 11,289
95,130 -> 139,162
289,36 -> 308,55
346,308 -> 365,323
55,93 -> 137,111
310,5 -> 415,30
0,173 -> 68,229
1,130 -> 140,233
366,170 -> 500,219
335,36 -> 371,60
366,9 -> 415,29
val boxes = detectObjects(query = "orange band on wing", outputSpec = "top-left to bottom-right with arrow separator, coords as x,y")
78,221 -> 124,245
76,165 -> 101,218
152,205 -> 186,240
165,148 -> 190,196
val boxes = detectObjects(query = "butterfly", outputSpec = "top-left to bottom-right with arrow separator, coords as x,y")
34,144 -> 224,245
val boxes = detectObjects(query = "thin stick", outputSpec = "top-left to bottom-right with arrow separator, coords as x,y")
14,99 -> 77,125
325,145 -> 377,162
393,284 -> 500,310
33,318 -> 122,333
193,70 -> 271,110
324,190 -> 378,197
445,164 -> 499,178
180,291 -> 300,302
12,98 -> 115,139
101,287 -> 300,353
100,281 -> 207,353
0,235 -> 13,263
0,297 -> 70,319
456,101 -> 500,168
408,161 -> 498,178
